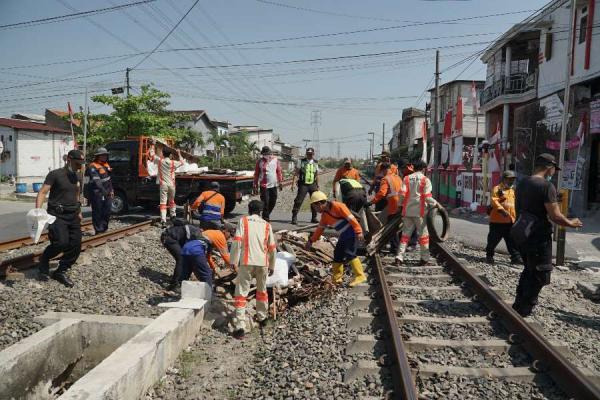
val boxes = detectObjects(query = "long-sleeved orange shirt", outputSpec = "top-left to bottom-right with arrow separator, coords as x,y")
372,171 -> 403,215
489,184 -> 516,224
371,163 -> 398,187
191,190 -> 225,216
310,201 -> 362,243
333,167 -> 361,183
202,229 -> 231,270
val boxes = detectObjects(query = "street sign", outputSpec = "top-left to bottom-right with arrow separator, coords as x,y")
111,87 -> 124,95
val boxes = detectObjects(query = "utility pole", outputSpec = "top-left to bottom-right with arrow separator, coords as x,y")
382,123 -> 386,153
556,0 -> 577,266
337,142 -> 341,159
310,110 -> 321,159
302,138 -> 311,149
433,50 -> 441,198
368,132 -> 375,161
126,68 -> 131,136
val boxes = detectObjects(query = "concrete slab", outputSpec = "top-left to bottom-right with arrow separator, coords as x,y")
60,307 -> 205,400
0,319 -> 84,399
417,365 -> 537,381
343,360 -> 381,383
182,280 -> 212,301
158,298 -> 207,310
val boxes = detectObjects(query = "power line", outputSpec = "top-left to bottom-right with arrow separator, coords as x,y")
130,0 -> 200,70
0,0 -> 157,30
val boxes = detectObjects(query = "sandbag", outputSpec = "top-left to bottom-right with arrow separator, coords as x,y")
266,251 -> 295,288
26,208 -> 56,244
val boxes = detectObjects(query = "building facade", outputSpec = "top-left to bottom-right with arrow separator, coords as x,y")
388,108 -> 426,160
170,110 -> 217,157
0,118 -> 75,185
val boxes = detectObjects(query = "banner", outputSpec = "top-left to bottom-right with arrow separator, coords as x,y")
561,157 -> 585,190
450,135 -> 464,166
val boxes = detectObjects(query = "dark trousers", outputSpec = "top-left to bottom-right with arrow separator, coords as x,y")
486,223 -> 520,259
260,187 -> 278,220
375,197 -> 387,212
343,189 -> 367,213
513,239 -> 552,317
200,220 -> 222,231
333,230 -> 357,263
292,183 -> 318,220
90,193 -> 112,234
39,214 -> 82,274
181,253 -> 213,286
162,238 -> 183,283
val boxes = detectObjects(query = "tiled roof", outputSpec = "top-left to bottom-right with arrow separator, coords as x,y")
0,118 -> 71,134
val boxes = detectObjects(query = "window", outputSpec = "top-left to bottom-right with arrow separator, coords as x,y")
108,148 -> 131,162
545,32 -> 553,60
9,135 -> 12,141
579,7 -> 588,44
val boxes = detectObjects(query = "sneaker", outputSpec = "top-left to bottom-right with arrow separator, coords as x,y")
38,272 -> 50,282
167,281 -> 181,292
485,256 -> 495,265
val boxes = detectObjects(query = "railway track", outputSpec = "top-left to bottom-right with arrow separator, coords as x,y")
0,219 -> 156,278
350,237 -> 600,399
0,219 -> 96,252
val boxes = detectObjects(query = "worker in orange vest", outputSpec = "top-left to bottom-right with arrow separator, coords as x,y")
486,170 -> 522,265
84,147 -> 114,234
367,163 -> 403,253
369,151 -> 398,211
191,182 -> 225,230
305,191 -> 366,287
333,158 -> 362,199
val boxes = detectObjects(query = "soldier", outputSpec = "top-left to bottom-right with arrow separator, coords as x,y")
291,147 -> 319,225
85,147 -> 113,234
35,149 -> 85,287
395,160 -> 439,266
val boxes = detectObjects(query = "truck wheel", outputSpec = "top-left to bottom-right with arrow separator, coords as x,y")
224,200 -> 236,215
111,191 -> 129,214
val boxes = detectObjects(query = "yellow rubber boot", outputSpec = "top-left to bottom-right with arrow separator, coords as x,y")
348,257 -> 367,287
331,263 -> 344,284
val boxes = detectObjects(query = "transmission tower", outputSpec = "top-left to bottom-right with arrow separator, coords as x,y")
337,142 -> 341,159
310,110 -> 321,159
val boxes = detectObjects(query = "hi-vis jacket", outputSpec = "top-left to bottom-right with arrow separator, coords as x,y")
86,161 -> 112,196
489,184 -> 516,224
310,201 -> 362,243
399,171 -> 436,217
191,190 -> 225,222
230,214 -> 277,268
371,163 -> 399,189
372,171 -> 403,215
202,229 -> 231,270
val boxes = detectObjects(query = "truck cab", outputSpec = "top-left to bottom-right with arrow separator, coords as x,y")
104,138 -> 253,215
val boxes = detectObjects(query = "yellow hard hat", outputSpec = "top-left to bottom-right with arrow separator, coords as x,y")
310,190 -> 328,204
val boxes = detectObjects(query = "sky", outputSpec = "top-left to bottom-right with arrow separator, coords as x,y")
0,0 -> 550,158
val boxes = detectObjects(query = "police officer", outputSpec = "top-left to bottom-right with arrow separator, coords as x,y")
35,149 -> 84,287
512,154 -> 582,317
291,147 -> 319,225
85,147 -> 114,234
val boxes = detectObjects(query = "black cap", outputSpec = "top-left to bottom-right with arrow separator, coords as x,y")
306,147 -> 315,154
209,181 -> 220,191
67,149 -> 84,161
535,153 -> 560,170
261,146 -> 271,155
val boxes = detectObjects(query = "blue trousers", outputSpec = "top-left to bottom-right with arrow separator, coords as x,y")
181,253 -> 213,286
333,229 -> 357,263
90,193 -> 112,234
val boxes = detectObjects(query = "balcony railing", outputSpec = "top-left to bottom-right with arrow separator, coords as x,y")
481,71 -> 537,106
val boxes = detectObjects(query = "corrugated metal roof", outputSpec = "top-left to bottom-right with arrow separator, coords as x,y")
0,118 -> 71,134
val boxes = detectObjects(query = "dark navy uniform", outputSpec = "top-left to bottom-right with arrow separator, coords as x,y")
85,161 -> 113,234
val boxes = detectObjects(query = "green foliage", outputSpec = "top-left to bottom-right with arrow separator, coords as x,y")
73,84 -> 198,152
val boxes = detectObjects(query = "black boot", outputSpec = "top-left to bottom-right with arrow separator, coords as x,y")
511,255 -> 523,265
310,212 -> 319,223
51,271 -> 74,288
485,255 -> 495,265
291,212 -> 298,225
38,257 -> 50,281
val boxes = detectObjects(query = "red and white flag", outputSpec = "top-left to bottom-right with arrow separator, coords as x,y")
471,81 -> 479,114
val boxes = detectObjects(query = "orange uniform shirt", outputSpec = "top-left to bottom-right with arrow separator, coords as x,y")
202,229 -> 230,270
191,190 -> 225,216
372,171 -> 403,215
333,167 -> 361,183
310,201 -> 362,243
371,163 -> 398,187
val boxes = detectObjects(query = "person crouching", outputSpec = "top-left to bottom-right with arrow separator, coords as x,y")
305,191 -> 366,287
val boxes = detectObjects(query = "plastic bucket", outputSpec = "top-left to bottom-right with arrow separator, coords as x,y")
15,183 -> 27,193
32,183 -> 43,192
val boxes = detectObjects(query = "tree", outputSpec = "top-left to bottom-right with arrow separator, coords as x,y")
78,84 -> 196,151
207,130 -> 228,167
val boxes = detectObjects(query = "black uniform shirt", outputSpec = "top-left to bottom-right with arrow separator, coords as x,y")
515,176 -> 557,239
44,167 -> 80,206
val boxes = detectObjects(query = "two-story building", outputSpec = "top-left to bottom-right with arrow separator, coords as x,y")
481,0 -> 600,215
389,108 -> 426,161
170,110 -> 217,157
229,125 -> 275,153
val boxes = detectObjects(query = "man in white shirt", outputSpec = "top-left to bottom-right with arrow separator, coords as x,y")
253,146 -> 283,221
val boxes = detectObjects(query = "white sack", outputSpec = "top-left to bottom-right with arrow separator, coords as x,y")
26,208 -> 56,244
266,251 -> 296,288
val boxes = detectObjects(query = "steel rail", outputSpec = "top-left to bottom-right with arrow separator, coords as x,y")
0,219 -> 154,277
371,253 -> 419,400
432,241 -> 600,400
0,219 -> 95,252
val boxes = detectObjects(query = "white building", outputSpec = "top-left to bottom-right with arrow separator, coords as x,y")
230,126 -> 275,152
170,110 -> 217,157
0,118 -> 75,185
